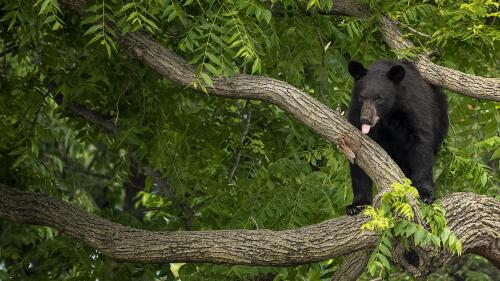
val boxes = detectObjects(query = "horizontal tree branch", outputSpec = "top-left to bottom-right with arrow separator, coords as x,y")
0,184 -> 375,265
0,184 -> 498,267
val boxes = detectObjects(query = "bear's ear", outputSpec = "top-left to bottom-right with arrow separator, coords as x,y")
387,65 -> 405,83
348,61 -> 367,80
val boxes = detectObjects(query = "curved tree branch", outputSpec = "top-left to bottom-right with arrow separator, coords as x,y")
0,184 -> 375,265
0,184 -> 498,267
59,0 -> 405,195
378,16 -> 500,101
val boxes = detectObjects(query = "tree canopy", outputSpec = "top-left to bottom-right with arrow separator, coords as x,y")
0,0 -> 499,280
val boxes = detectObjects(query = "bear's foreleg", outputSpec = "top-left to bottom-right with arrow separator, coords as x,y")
347,163 -> 373,215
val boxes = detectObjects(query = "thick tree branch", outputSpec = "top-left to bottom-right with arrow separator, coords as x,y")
0,184 -> 498,267
378,16 -> 500,101
0,184 -> 375,265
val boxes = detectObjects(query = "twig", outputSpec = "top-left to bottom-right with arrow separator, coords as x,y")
394,20 -> 432,39
228,102 -> 252,181
53,93 -> 119,134
313,21 -> 328,103
0,43 -> 17,58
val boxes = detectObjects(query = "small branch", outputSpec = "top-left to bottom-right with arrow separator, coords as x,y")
394,20 -> 432,39
313,22 -> 328,103
228,103 -> 252,181
54,94 -> 119,134
123,160 -> 145,212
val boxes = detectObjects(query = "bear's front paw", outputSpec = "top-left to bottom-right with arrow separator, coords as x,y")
420,194 -> 435,205
346,204 -> 367,216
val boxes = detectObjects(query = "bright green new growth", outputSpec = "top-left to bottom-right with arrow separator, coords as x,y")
361,179 -> 462,277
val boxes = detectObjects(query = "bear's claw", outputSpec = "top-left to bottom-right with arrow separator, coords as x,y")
346,204 -> 367,216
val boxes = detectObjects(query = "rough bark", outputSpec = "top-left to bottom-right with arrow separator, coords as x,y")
332,250 -> 371,281
378,16 -> 500,101
1,184 -> 498,268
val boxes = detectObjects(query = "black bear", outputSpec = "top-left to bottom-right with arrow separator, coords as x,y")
346,60 -> 448,216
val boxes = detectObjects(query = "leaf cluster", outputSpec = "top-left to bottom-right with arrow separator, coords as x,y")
361,179 -> 463,277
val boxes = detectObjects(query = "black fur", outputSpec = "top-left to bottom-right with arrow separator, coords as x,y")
346,60 -> 449,216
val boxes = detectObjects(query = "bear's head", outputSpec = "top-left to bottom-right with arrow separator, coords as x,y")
348,60 -> 405,134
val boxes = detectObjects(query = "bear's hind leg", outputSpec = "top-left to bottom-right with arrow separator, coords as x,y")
408,141 -> 436,204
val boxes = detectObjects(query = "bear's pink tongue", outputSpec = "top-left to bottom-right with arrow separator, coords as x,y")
361,124 -> 371,134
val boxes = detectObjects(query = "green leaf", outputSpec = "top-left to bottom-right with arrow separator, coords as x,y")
81,15 -> 102,25
251,58 -> 261,74
379,243 -> 392,257
377,253 -> 391,270
118,2 -> 135,13
38,0 -> 51,15
414,227 -> 426,246
199,72 -> 214,88
263,9 -> 272,24
204,63 -> 219,76
431,234 -> 441,247
52,21 -> 61,30
83,24 -> 102,36
206,52 -> 222,66
12,153 -> 29,169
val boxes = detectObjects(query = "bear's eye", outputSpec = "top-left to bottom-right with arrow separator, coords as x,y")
375,96 -> 383,101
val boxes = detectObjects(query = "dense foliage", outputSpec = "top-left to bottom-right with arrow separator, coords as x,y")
0,0 -> 498,280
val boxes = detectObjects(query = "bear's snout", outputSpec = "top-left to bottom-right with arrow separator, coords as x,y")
360,102 -> 379,125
